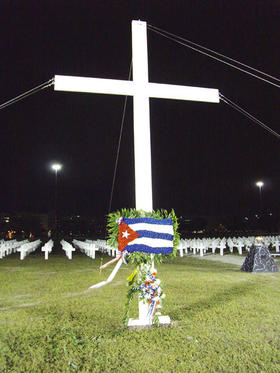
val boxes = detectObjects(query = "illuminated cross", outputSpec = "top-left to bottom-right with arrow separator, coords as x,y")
54,20 -> 219,212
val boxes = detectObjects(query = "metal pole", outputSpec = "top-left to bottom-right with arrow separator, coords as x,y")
55,170 -> 58,236
259,186 -> 262,215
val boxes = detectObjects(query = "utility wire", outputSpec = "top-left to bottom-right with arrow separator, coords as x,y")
220,93 -> 280,140
148,24 -> 280,140
147,24 -> 280,89
148,24 -> 280,84
108,63 -> 132,214
0,78 -> 54,111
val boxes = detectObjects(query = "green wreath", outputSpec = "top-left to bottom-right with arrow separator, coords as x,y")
106,208 -> 180,326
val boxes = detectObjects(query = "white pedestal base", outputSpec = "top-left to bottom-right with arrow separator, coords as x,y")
127,270 -> 171,328
128,315 -> 170,327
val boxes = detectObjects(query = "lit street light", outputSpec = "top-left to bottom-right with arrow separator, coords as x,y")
51,163 -> 62,173
255,180 -> 264,214
51,163 -> 62,235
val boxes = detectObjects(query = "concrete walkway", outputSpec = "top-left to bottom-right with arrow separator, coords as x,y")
196,254 -> 245,266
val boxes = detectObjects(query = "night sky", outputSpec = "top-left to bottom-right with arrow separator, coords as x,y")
1,1 -> 279,219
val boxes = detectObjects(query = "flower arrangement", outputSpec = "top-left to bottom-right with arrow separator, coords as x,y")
122,264 -> 167,326
106,208 -> 179,327
138,265 -> 165,317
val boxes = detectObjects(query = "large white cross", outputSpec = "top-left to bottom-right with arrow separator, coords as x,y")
54,20 -> 219,212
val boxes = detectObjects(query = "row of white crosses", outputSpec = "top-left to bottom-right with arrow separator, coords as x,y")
0,239 -> 29,259
271,236 -> 280,253
178,235 -> 280,257
41,239 -> 54,260
0,239 -> 53,260
178,237 -> 226,257
72,239 -> 118,259
73,239 -> 97,259
60,239 -> 119,260
60,239 -> 75,259
91,239 -> 118,257
227,235 -> 280,254
54,20 -> 219,327
60,238 -> 120,260
17,239 -> 41,260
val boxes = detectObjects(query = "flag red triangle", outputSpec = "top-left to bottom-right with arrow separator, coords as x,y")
118,221 -> 140,251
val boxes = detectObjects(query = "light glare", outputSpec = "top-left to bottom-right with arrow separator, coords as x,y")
51,164 -> 62,172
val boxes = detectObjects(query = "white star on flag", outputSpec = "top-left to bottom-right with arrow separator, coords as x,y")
122,230 -> 130,239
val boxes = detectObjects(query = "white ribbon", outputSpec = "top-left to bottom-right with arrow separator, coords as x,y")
88,252 -> 125,289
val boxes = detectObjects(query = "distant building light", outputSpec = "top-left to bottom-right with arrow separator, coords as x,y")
269,213 -> 273,216
244,217 -> 248,220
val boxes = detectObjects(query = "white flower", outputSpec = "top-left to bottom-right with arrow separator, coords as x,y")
161,293 -> 166,299
155,279 -> 161,285
116,217 -> 123,225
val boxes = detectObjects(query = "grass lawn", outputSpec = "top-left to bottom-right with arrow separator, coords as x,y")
0,252 -> 280,372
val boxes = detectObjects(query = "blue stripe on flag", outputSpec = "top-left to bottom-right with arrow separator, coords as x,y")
126,244 -> 173,255
137,230 -> 173,241
123,217 -> 172,226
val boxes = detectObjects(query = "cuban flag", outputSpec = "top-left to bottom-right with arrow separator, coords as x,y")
117,217 -> 173,255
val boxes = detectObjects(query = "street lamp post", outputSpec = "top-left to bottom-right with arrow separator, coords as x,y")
51,163 -> 62,236
256,181 -> 264,215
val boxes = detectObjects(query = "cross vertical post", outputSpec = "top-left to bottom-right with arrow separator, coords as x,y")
131,21 -> 153,212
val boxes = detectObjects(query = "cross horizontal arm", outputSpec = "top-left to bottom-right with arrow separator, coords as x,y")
54,75 -> 135,96
148,82 -> 219,103
54,75 -> 219,103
